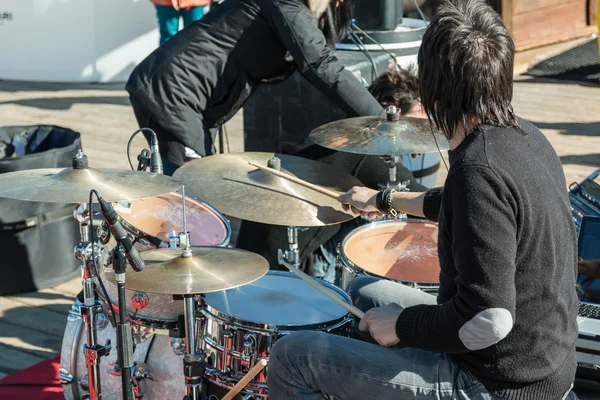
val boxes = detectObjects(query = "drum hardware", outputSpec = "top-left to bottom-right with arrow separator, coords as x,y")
73,201 -> 112,400
308,107 -> 449,156
111,244 -> 137,400
169,229 -> 192,249
172,152 -> 361,227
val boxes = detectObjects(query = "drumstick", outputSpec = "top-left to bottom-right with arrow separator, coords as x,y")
283,262 -> 366,319
221,359 -> 268,400
248,161 -> 341,199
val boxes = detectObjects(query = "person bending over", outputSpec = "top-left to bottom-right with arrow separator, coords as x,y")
236,67 -> 429,282
267,1 -> 578,399
126,0 -> 385,176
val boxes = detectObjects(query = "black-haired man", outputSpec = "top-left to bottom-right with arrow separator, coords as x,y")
267,1 -> 578,399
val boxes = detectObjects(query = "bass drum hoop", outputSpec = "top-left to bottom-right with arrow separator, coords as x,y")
340,219 -> 439,291
200,271 -> 352,334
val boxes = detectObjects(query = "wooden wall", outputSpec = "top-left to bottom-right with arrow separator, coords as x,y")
501,0 -> 598,51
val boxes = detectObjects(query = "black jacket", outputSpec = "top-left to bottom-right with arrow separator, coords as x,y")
126,0 -> 384,164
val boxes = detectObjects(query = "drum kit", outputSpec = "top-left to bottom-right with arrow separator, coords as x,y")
0,109 -> 448,400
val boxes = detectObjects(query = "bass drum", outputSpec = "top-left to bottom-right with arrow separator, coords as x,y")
59,301 -> 187,400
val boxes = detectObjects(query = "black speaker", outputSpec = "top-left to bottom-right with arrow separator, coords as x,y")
353,0 -> 403,31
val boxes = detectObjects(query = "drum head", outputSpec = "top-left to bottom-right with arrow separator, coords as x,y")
203,271 -> 349,328
116,192 -> 230,246
342,220 -> 439,283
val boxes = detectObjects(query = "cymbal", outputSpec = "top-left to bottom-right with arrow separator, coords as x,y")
309,116 -> 449,155
0,167 -> 181,203
173,152 -> 361,227
103,247 -> 269,295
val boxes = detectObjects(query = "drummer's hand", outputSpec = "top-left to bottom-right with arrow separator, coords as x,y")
171,0 -> 180,10
358,304 -> 403,347
337,187 -> 382,219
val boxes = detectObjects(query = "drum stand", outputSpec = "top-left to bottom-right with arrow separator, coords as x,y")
379,155 -> 409,220
176,186 -> 206,400
277,226 -> 301,269
73,203 -> 111,400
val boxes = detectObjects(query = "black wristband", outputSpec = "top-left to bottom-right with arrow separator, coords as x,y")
376,190 -> 386,213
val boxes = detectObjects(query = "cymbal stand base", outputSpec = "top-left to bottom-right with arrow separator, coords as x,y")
183,295 -> 205,400
74,203 -> 111,400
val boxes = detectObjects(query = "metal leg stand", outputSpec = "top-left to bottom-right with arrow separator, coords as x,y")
112,245 -> 136,400
183,295 -> 205,400
74,203 -> 111,400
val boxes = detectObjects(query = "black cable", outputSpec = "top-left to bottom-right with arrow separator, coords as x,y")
430,124 -> 449,172
347,29 -> 378,81
351,22 -> 400,67
89,189 -> 117,328
127,128 -> 159,171
412,0 -> 429,22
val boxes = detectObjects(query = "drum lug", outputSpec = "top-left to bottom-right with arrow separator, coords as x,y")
243,333 -> 257,366
59,368 -> 74,384
221,326 -> 233,374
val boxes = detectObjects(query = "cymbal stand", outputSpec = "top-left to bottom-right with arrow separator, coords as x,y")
73,203 -> 111,400
112,244 -> 136,400
179,186 -> 206,400
379,155 -> 409,220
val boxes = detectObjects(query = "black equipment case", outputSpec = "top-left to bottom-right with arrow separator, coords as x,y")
0,125 -> 82,295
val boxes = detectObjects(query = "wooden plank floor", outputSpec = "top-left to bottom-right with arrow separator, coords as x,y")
0,72 -> 598,396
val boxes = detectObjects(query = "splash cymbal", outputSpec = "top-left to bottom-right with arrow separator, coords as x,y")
309,116 -> 449,155
103,247 -> 270,295
173,152 -> 362,227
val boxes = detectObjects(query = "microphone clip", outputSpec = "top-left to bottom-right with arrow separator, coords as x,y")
137,149 -> 151,171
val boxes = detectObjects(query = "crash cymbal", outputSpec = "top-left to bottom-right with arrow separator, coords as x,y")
309,116 -> 449,155
0,166 -> 181,203
173,152 -> 361,227
103,247 -> 269,295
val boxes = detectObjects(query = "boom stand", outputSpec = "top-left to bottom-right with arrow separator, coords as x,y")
378,155 -> 410,220
112,245 -> 136,400
73,203 -> 111,400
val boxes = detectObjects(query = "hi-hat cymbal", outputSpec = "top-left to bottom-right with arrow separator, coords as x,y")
309,116 -> 449,155
173,152 -> 361,227
0,167 -> 181,203
103,247 -> 269,295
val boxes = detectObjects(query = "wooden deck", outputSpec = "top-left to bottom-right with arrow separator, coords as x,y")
0,68 -> 598,395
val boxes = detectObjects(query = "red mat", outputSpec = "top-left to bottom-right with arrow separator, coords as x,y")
0,356 -> 63,400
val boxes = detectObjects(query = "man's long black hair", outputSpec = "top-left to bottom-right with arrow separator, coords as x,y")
322,0 -> 354,45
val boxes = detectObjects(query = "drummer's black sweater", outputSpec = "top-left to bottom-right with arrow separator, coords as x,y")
395,120 -> 579,400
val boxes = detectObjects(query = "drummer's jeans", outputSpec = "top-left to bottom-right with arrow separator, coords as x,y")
267,277 -> 494,399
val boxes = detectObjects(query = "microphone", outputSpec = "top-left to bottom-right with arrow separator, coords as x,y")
97,196 -> 145,272
149,132 -> 163,174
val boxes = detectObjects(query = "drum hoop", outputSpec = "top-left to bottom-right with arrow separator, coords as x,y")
340,219 -> 439,285
117,190 -> 232,248
200,271 -> 352,333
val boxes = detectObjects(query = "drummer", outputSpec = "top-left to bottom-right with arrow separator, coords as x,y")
267,1 -> 578,399
236,67 -> 429,282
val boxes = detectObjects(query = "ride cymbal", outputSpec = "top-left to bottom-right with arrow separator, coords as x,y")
309,115 -> 449,155
0,167 -> 181,203
173,152 -> 361,227
103,247 -> 270,295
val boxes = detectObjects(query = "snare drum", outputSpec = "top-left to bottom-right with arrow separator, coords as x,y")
200,271 -> 354,398
339,219 -> 440,293
96,192 -> 231,327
